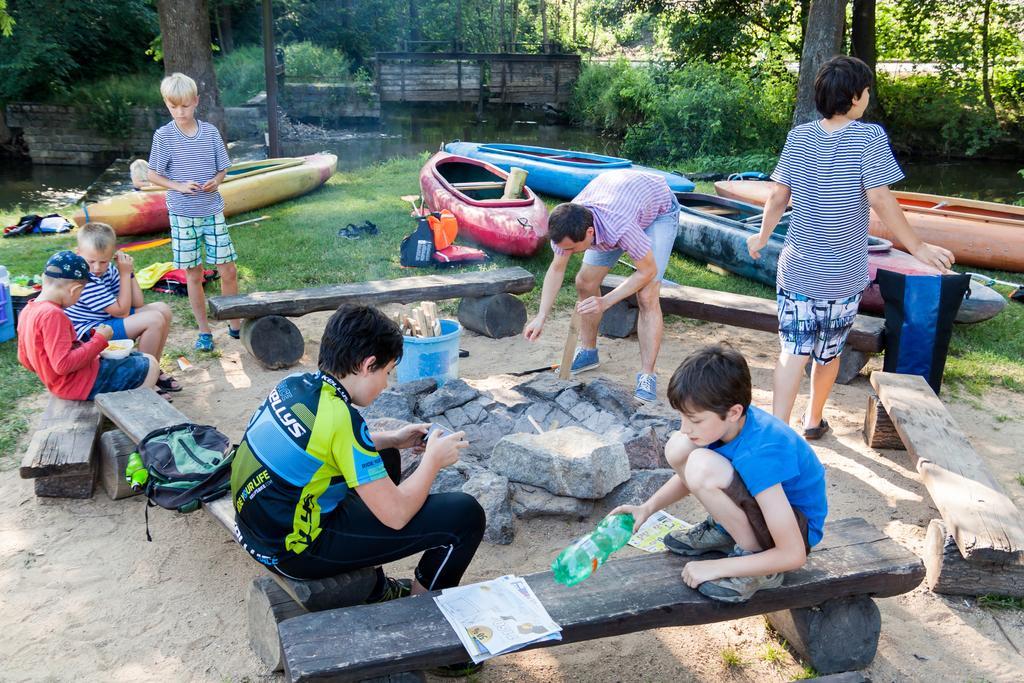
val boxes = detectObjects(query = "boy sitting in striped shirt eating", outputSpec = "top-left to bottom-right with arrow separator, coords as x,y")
66,222 -> 180,395
147,72 -> 241,352
747,55 -> 953,439
524,169 -> 680,402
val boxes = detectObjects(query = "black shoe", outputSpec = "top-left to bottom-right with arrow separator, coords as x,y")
429,660 -> 484,678
365,576 -> 412,603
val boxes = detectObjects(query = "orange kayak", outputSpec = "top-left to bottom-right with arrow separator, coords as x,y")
73,154 -> 337,236
714,180 -> 1024,272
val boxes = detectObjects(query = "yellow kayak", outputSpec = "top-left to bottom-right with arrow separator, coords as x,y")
73,154 -> 337,235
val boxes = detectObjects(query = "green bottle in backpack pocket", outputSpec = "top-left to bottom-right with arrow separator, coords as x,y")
137,423 -> 236,516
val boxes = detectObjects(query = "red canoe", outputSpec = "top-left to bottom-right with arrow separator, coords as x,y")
419,152 -> 549,257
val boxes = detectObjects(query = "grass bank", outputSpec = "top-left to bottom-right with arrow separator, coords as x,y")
2,156 -> 1022,460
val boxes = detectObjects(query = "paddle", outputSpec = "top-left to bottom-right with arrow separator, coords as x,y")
119,215 -> 270,252
967,272 -> 1024,304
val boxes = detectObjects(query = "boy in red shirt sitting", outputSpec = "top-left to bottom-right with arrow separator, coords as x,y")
18,251 -> 159,401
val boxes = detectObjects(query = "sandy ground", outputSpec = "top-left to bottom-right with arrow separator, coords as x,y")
2,311 -> 1024,683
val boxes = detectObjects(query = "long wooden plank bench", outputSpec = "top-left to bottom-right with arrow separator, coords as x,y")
19,395 -> 103,498
280,517 -> 923,682
94,388 -> 379,670
206,267 -> 536,369
862,371 -> 1024,597
599,275 -> 885,384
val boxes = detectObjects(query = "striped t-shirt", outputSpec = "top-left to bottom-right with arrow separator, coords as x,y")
551,170 -> 675,260
65,264 -> 122,338
771,120 -> 904,299
148,119 -> 231,217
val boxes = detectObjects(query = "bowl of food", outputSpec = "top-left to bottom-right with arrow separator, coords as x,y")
100,338 -> 134,360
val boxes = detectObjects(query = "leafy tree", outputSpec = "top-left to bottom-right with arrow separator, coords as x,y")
156,0 -> 224,134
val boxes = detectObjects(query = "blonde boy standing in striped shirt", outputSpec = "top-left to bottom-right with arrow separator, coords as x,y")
524,170 -> 679,402
147,72 -> 241,352
748,56 -> 953,439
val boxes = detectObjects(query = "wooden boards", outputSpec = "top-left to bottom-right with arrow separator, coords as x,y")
871,372 -> 1024,565
208,267 -> 535,320
280,517 -> 923,682
241,315 -> 305,369
20,395 -> 102,498
601,275 -> 885,353
558,312 -> 580,380
95,388 -> 190,442
925,519 -> 1024,598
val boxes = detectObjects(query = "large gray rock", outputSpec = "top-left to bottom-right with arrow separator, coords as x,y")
602,469 -> 675,510
569,401 -> 597,423
582,410 -> 624,435
462,471 -> 514,545
391,378 -> 437,398
444,406 -> 470,429
490,426 -> 630,499
582,377 -> 640,419
511,483 -> 593,520
630,401 -> 681,432
430,468 -> 469,494
361,390 -> 416,422
515,374 -> 583,401
554,389 -> 581,413
624,426 -> 668,470
417,379 -> 480,418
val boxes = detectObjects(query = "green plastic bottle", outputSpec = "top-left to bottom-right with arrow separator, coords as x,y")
124,452 -> 148,492
552,513 -> 635,586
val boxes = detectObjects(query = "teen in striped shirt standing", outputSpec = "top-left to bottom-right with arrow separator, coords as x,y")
747,56 -> 954,439
523,170 -> 680,402
147,72 -> 241,352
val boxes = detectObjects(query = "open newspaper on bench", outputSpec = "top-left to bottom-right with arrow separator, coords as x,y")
435,575 -> 562,663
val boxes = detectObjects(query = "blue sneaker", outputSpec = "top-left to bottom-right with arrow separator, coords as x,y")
570,347 -> 600,374
635,372 -> 657,402
195,333 -> 214,352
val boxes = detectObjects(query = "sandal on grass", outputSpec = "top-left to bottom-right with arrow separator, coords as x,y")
803,419 -> 830,440
157,373 -> 182,392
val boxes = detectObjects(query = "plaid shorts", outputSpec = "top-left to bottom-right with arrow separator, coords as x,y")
777,288 -> 862,364
170,212 -> 237,269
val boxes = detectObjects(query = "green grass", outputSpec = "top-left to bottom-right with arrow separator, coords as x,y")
790,664 -> 819,679
720,647 -> 746,668
978,594 -> 1024,610
759,641 -> 788,665
1017,473 -> 1024,487
2,156 -> 1023,460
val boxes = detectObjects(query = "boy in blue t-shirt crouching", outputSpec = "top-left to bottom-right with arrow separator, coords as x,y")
747,56 -> 954,440
611,344 -> 826,603
147,72 -> 241,352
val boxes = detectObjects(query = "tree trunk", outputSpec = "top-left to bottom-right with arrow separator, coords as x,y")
793,0 -> 846,126
541,0 -> 548,52
572,0 -> 578,43
981,0 -> 995,111
219,3 -> 235,53
511,0 -> 519,48
156,0 -> 225,138
851,0 -> 879,119
409,0 -> 421,47
499,0 -> 506,50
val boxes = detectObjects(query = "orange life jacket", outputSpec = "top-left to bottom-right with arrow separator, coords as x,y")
427,210 -> 459,250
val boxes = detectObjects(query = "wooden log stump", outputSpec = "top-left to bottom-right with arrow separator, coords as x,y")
242,315 -> 304,369
804,349 -> 870,385
925,519 -> 1024,598
802,673 -> 869,683
863,393 -> 904,451
34,466 -> 97,498
248,577 -> 308,672
457,294 -> 526,339
765,595 -> 881,675
599,300 -> 638,339
99,429 -> 140,500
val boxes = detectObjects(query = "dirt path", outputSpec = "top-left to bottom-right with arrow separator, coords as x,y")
2,312 -> 1023,682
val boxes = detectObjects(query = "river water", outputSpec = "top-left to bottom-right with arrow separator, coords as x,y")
1,104 -> 1020,212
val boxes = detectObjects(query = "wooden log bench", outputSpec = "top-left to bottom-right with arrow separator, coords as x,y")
94,388 -> 380,671
599,275 -> 885,384
278,517 -> 922,682
19,395 -> 103,498
862,371 -> 1024,597
207,267 -> 536,369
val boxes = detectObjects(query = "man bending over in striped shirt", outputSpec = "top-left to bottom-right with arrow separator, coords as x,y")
524,170 -> 679,402
747,55 -> 953,440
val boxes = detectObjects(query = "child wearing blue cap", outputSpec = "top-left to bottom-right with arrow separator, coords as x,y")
17,251 -> 159,401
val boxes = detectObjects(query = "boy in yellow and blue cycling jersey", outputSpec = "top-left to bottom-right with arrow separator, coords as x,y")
230,304 -> 484,605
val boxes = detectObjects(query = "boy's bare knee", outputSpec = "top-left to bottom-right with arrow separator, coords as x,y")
218,262 -> 238,278
683,448 -> 733,492
152,301 -> 172,319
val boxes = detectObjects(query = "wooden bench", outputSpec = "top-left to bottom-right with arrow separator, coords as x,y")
599,275 -> 885,384
94,388 -> 380,671
19,396 -> 103,498
207,267 -> 536,369
278,517 -> 922,682
862,372 -> 1024,598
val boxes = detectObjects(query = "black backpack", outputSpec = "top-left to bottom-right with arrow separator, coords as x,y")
137,423 -> 235,539
399,215 -> 436,267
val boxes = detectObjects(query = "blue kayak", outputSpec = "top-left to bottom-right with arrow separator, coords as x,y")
443,141 -> 695,199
